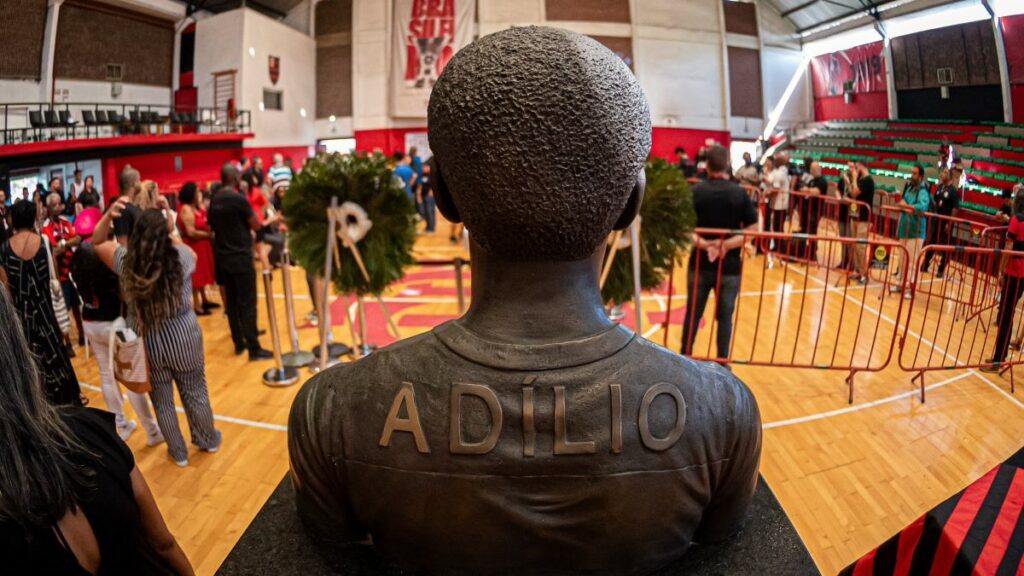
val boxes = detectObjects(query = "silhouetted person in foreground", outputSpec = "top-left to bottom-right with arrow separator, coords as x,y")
288,26 -> 762,576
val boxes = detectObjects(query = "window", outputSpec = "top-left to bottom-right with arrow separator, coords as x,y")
263,89 -> 283,111
105,63 -> 124,81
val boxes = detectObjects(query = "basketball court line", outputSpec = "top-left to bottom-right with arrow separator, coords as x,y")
787,264 -> 1023,410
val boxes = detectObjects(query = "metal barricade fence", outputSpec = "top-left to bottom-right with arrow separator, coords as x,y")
665,228 -> 909,403
785,192 -> 874,277
900,245 -> 1023,399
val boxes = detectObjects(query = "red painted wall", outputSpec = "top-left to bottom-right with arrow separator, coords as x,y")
813,92 -> 888,121
102,147 -> 238,203
650,127 -> 731,160
810,42 -> 889,121
354,128 -> 428,156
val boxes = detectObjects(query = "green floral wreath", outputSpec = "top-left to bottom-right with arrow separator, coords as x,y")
602,158 -> 696,305
283,153 -> 417,296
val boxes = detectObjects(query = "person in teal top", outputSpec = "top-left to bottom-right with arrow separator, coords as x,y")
891,164 -> 932,299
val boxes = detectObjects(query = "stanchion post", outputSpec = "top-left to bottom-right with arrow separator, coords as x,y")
319,198 -> 339,371
630,218 -> 643,334
261,269 -> 300,387
280,243 -> 316,369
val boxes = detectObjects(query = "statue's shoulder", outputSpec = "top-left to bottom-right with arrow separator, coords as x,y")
629,337 -> 759,414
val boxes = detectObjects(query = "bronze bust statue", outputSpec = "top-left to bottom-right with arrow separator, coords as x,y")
288,26 -> 762,575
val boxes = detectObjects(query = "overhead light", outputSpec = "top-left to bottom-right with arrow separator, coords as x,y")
249,47 -> 256,57
300,108 -> 307,118
259,101 -> 265,111
329,114 -> 336,123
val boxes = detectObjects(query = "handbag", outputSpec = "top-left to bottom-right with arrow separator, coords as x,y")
41,237 -> 72,336
109,317 -> 152,394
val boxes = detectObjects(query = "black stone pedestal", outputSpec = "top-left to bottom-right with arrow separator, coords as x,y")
217,475 -> 818,575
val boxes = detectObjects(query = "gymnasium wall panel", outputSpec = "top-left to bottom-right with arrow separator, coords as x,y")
0,0 -> 47,80
722,0 -> 757,36
545,0 -> 630,23
762,46 -> 811,125
728,47 -> 762,118
316,0 -> 353,120
890,21 -> 1000,89
633,0 -> 720,33
810,42 -> 888,121
54,1 -> 174,87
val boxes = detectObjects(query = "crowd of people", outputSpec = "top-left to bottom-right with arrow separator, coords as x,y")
679,141 -> 1024,371
0,154 -> 305,466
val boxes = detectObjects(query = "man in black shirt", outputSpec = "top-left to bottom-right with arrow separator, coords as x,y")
798,160 -> 828,261
681,145 -> 758,360
208,163 -> 272,361
921,168 -> 961,278
113,166 -> 142,244
675,147 -> 696,178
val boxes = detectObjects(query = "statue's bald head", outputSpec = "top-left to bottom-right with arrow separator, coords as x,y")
428,26 -> 651,261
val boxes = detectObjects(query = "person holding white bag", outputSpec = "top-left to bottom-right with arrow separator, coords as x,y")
70,221 -> 163,445
93,199 -> 221,467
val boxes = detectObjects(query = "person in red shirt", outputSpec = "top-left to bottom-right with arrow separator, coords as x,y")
986,184 -> 1024,371
42,192 -> 83,347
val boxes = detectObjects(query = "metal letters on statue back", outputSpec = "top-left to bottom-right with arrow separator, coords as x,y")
288,26 -> 763,576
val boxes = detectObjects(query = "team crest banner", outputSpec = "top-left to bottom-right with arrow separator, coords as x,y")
391,0 -> 475,118
810,41 -> 885,97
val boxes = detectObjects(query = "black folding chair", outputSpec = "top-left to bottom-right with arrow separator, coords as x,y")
82,110 -> 96,138
29,110 -> 45,141
58,110 -> 77,139
43,110 -> 61,139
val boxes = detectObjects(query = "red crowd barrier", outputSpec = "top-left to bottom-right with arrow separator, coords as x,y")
665,228 -> 909,403
900,245 -> 1023,399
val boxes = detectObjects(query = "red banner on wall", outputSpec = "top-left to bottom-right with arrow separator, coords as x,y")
811,41 -> 886,97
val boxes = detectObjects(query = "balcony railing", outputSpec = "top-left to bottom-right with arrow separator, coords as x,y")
0,102 -> 252,146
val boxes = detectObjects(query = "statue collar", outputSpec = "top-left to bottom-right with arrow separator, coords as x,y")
432,320 -> 635,371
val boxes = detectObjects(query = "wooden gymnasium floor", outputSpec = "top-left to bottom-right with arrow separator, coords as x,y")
70,226 -> 1024,575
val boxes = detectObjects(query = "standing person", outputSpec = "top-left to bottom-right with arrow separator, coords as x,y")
0,287 -> 195,575
0,190 -> 10,244
76,174 -> 102,213
42,192 -> 84,348
409,146 -> 424,184
93,204 -> 223,467
70,169 -> 85,198
675,147 -> 696,178
267,153 -> 293,191
890,164 -> 931,299
681,145 -> 759,360
846,161 -> 875,283
113,165 -> 144,243
69,216 -> 162,444
417,161 -> 437,234
997,188 -> 1014,222
393,154 -> 416,202
799,161 -> 828,261
735,152 -> 760,190
176,182 -> 219,315
208,163 -> 273,361
766,152 -> 791,252
0,200 -> 81,406
920,168 -> 960,278
243,156 -> 265,194
985,186 -> 1024,373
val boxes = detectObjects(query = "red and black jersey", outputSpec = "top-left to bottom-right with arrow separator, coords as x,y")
841,447 -> 1024,576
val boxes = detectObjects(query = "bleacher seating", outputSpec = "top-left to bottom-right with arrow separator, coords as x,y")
788,119 -> 1024,218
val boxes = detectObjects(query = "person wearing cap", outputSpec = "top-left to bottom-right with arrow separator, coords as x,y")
998,187 -> 1014,222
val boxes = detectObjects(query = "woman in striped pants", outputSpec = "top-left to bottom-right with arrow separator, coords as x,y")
94,202 -> 221,467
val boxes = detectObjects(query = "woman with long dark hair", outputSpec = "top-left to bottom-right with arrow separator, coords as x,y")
70,214 -> 162,444
0,199 -> 80,405
0,286 -> 194,574
93,201 -> 221,467
76,175 -> 102,213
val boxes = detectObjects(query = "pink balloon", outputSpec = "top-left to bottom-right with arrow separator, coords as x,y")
75,207 -> 103,239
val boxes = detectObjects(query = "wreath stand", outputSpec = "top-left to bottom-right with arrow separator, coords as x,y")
599,217 -> 644,333
315,197 -> 402,371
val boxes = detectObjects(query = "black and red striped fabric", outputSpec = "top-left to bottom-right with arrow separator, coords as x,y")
840,447 -> 1024,576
